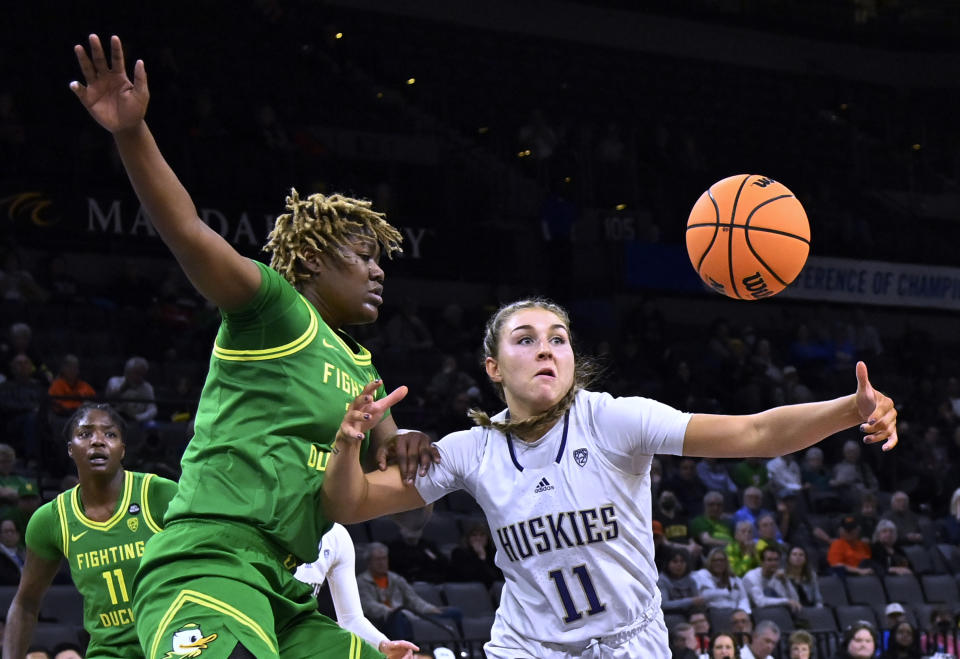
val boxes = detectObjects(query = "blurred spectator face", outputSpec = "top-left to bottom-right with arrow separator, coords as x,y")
679,626 -> 698,651
894,623 -> 914,649
678,459 -> 697,480
368,547 -> 389,578
708,552 -> 729,577
843,441 -> 860,462
0,520 -> 19,548
788,547 -> 807,569
705,496 -> 724,520
60,356 -> 79,382
847,629 -> 875,658
743,488 -> 762,511
712,634 -> 736,659
0,447 -> 15,475
10,354 -> 33,380
877,525 -> 896,547
891,492 -> 908,512
750,627 -> 780,659
735,521 -> 754,545
860,498 -> 876,517
690,612 -> 710,637
757,515 -> 778,541
789,642 -> 811,659
731,610 -> 753,634
804,450 -> 823,470
667,552 -> 687,578
761,549 -> 781,577
54,651 -> 83,659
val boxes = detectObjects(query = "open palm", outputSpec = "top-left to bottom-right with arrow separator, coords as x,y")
70,34 -> 149,134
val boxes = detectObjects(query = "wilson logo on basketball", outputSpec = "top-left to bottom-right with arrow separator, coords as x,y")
742,272 -> 775,299
751,177 -> 776,187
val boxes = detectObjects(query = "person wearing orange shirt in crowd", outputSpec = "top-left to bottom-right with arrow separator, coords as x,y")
827,515 -> 873,576
47,355 -> 96,416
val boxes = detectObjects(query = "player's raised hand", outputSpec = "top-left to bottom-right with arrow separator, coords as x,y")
70,34 -> 149,134
336,380 -> 408,448
376,430 -> 441,484
854,361 -> 898,451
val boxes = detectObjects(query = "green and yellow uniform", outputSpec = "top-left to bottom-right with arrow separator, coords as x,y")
26,471 -> 177,658
134,262 -> 385,659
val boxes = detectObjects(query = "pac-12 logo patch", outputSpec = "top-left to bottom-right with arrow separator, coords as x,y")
573,448 -> 588,467
129,503 -> 141,515
164,623 -> 219,658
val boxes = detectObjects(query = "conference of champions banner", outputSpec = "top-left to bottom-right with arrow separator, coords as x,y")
782,255 -> 960,311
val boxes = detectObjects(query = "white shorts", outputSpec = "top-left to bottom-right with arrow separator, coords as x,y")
483,610 -> 670,659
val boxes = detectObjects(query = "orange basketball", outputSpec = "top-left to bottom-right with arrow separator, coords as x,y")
685,174 -> 810,300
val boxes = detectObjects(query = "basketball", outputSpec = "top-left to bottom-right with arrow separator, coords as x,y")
685,174 -> 810,300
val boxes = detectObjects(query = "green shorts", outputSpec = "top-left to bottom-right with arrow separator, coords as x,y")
132,519 -> 383,659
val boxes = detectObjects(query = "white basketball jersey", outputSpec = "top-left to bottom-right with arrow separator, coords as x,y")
415,389 -> 690,651
294,522 -> 349,595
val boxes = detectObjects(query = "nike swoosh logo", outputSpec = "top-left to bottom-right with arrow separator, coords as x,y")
71,531 -> 88,542
322,338 -> 337,349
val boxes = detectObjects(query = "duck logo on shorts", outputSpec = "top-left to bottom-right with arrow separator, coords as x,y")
573,448 -> 588,467
164,623 -> 219,658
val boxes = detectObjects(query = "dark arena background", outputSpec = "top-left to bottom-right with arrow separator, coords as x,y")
1,1 -> 960,657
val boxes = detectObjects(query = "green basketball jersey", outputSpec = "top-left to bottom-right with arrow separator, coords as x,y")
164,261 -> 386,563
25,471 -> 177,657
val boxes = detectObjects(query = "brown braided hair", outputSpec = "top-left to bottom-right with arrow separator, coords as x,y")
467,298 -> 598,440
263,188 -> 403,287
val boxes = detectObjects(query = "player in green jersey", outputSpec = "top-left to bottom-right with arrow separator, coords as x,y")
3,404 -> 178,659
70,34 -> 434,658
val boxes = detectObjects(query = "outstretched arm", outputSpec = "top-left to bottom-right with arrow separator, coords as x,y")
2,550 -> 60,659
684,361 -> 897,458
71,34 -> 260,311
326,529 -> 418,659
321,381 -> 427,524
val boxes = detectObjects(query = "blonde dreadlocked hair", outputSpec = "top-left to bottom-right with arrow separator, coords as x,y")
467,298 -> 599,440
263,188 -> 403,287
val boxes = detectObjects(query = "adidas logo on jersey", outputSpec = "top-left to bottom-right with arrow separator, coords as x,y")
534,477 -> 554,493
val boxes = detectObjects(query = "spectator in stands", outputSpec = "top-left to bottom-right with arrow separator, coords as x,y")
855,492 -> 880,543
801,447 -> 842,513
740,619 -> 780,659
827,516 -> 873,576
697,459 -> 738,499
0,323 -> 51,384
47,354 -> 96,416
919,608 -> 958,658
726,521 -> 759,577
743,545 -> 802,614
105,355 -> 157,424
731,487 -> 774,539
781,365 -> 813,405
882,491 -> 924,546
710,632 -> 738,659
775,489 -> 832,550
754,513 -> 783,558
692,491 -> 734,550
0,444 -> 29,522
0,354 -> 44,456
766,453 -> 803,500
665,457 -> 709,517
386,505 -> 450,584
0,252 -> 47,303
448,521 -> 502,589
24,648 -> 50,659
659,546 -> 706,616
830,440 -> 879,509
936,487 -> 960,544
882,620 -> 920,659
730,609 -> 754,648
787,629 -> 815,659
689,610 -> 711,655
13,481 -> 41,536
669,622 -> 700,659
870,519 -> 912,576
425,354 -> 478,409
0,518 -> 25,585
656,490 -> 703,563
692,548 -> 750,613
883,603 -> 907,632
784,545 -> 823,608
731,457 -> 769,490
357,542 -> 460,641
834,621 -> 878,659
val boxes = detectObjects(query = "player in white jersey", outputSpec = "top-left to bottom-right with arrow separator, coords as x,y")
294,523 -> 419,659
322,298 -> 899,658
